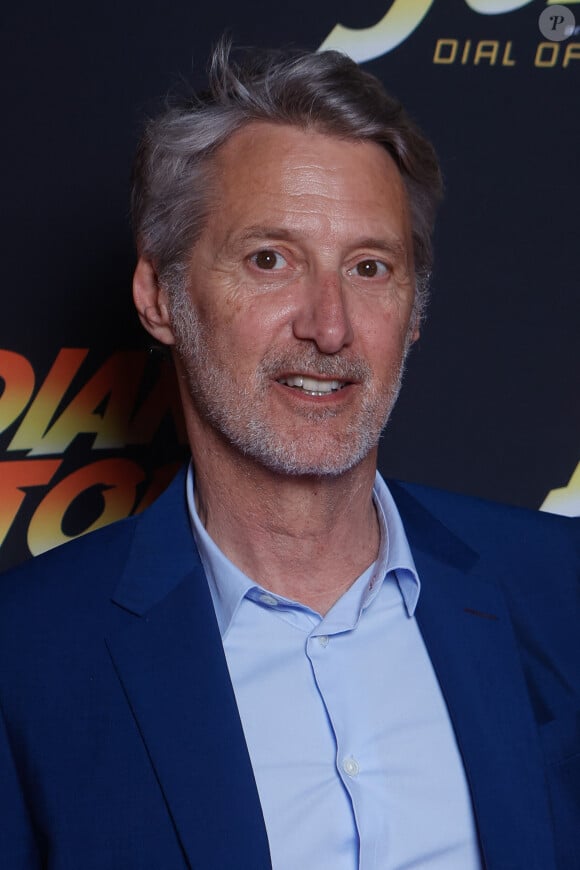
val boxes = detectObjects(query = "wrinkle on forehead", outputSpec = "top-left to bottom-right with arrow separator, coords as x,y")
214,121 -> 408,204
203,122 -> 414,275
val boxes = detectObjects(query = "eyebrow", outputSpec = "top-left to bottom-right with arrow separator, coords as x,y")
352,236 -> 408,260
229,226 -> 408,259
230,226 -> 299,246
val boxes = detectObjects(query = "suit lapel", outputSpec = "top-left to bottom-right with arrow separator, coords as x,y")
391,482 -> 557,870
106,470 -> 271,870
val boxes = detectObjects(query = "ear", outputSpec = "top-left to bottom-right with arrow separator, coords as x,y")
406,308 -> 421,347
133,257 -> 176,346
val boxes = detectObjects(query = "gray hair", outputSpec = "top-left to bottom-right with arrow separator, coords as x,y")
131,39 -> 443,321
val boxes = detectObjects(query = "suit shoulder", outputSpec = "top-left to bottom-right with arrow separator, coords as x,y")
0,514 -> 139,632
388,478 -> 579,565
389,477 -> 577,530
0,465 -> 188,608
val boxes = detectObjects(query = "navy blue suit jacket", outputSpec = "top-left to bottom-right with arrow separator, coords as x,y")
0,468 -> 579,868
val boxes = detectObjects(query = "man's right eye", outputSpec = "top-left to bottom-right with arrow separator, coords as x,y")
251,250 -> 287,270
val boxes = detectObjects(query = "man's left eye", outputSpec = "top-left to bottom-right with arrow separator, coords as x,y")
251,250 -> 287,270
350,259 -> 389,278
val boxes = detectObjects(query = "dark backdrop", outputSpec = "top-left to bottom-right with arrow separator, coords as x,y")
1,0 -> 578,570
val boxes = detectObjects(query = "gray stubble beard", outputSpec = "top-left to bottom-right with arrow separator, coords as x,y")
169,289 -> 410,478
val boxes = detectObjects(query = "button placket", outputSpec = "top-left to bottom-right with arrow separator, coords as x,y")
342,756 -> 360,777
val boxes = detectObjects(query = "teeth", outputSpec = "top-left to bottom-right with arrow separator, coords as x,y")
278,375 -> 345,395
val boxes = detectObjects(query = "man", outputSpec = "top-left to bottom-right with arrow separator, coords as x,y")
0,41 -> 578,870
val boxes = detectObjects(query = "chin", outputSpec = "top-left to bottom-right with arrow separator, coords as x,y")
231,426 -> 379,479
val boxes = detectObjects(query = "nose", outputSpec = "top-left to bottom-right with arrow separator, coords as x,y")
292,271 -> 354,354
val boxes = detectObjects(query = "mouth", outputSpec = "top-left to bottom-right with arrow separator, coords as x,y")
276,375 -> 349,397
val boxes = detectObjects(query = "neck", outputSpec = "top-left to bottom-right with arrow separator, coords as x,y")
190,438 -> 380,615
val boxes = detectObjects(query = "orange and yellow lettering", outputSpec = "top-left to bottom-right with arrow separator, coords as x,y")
27,458 -> 145,555
0,351 -> 35,435
433,39 -> 458,64
502,41 -> 516,65
535,41 -> 559,66
474,40 -> 499,64
29,351 -> 147,456
541,462 -> 580,518
9,349 -> 88,453
563,43 -> 580,67
0,459 -> 61,548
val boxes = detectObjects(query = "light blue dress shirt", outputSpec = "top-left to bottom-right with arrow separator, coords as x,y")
187,467 -> 482,869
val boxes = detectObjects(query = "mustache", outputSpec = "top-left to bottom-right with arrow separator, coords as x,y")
258,348 -> 372,382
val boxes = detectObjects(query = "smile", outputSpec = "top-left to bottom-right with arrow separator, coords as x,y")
277,375 -> 347,396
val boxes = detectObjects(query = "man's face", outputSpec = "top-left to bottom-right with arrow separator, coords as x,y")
171,122 -> 417,477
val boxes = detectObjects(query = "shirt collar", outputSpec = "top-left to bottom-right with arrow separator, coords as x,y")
372,472 -> 421,616
186,463 -> 420,639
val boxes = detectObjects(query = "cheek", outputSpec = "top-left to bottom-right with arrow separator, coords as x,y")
234,294 -> 298,345
221,287 -> 247,322
360,315 -> 410,371
209,317 -> 265,375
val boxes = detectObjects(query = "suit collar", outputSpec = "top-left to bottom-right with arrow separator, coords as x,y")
111,466 -> 193,615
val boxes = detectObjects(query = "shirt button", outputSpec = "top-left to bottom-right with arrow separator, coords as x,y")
259,593 -> 279,607
318,635 -> 329,647
342,757 -> 360,777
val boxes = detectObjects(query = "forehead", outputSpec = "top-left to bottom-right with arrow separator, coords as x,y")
205,122 -> 411,244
